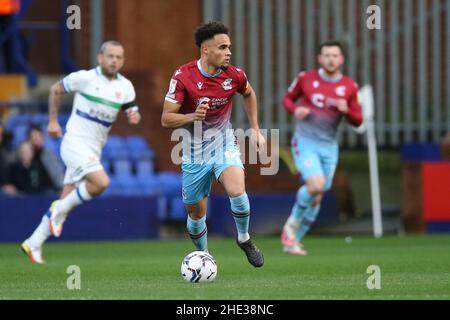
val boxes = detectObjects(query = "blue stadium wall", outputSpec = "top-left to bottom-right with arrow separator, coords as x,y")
0,192 -> 338,242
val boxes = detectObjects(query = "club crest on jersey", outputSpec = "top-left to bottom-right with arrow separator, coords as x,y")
115,91 -> 122,99
336,86 -> 346,96
197,82 -> 204,90
313,81 -> 320,88
222,78 -> 233,90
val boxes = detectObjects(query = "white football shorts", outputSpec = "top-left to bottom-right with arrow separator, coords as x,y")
60,135 -> 104,185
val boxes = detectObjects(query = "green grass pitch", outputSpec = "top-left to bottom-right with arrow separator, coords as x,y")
0,235 -> 449,299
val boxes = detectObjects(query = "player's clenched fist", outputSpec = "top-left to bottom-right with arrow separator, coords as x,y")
192,103 -> 210,121
294,106 -> 311,120
47,120 -> 62,138
250,129 -> 266,152
126,108 -> 141,125
335,99 -> 349,114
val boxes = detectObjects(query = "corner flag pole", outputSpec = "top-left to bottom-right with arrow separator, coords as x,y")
356,85 -> 383,238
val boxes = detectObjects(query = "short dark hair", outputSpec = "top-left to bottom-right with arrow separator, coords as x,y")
194,21 -> 229,48
318,41 -> 345,56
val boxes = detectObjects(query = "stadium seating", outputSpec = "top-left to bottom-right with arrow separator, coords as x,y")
5,113 -> 30,131
11,124 -> 28,148
136,159 -> 154,176
136,174 -> 161,195
102,176 -> 122,197
112,159 -> 133,177
100,159 -> 112,175
155,171 -> 184,221
3,112 -> 184,222
116,175 -> 143,196
103,135 -> 128,160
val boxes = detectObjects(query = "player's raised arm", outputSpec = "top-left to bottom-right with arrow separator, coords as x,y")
47,81 -> 65,138
161,100 -> 208,128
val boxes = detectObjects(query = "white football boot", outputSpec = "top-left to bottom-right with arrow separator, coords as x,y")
21,240 -> 45,264
283,243 -> 308,256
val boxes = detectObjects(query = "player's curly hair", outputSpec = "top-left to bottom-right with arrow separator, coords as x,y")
194,21 -> 229,48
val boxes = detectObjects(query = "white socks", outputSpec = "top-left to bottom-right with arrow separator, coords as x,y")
284,216 -> 301,238
27,215 -> 51,248
238,232 -> 250,243
56,181 -> 93,216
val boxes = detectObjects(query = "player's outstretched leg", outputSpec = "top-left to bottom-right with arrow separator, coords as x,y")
21,183 -> 91,264
22,173 -> 103,264
295,205 -> 320,243
21,212 -> 50,264
21,200 -> 60,264
281,185 -> 313,255
48,181 -> 93,237
49,171 -> 107,238
231,192 -> 264,267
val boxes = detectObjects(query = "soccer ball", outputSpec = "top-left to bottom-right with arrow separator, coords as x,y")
181,251 -> 217,283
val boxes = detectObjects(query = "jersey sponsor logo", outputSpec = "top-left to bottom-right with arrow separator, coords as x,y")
196,97 -> 228,110
313,81 -> 320,88
88,108 -> 115,122
311,93 -> 325,108
222,78 -> 233,90
197,82 -> 204,90
197,97 -> 210,107
209,98 -> 228,109
336,86 -> 346,97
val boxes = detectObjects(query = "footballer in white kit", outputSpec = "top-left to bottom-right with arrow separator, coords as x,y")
21,41 -> 142,264
60,64 -> 136,184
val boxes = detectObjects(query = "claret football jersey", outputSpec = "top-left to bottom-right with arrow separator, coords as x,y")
165,60 -> 248,161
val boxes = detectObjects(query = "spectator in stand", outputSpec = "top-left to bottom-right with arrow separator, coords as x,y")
27,125 -> 64,192
8,140 -> 55,194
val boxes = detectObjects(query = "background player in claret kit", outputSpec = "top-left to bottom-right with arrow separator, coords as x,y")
280,41 -> 363,255
21,41 -> 141,264
161,21 -> 265,267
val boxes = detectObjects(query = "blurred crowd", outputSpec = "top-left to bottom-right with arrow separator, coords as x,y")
0,122 -> 63,196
